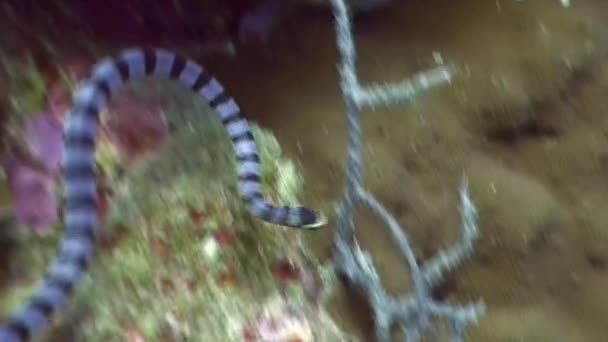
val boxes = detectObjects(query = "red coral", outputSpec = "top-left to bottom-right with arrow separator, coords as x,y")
242,326 -> 257,341
270,260 -> 300,283
218,270 -> 236,287
213,229 -> 239,247
188,207 -> 206,227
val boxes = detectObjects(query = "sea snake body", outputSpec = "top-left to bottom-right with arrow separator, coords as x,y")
0,48 -> 327,342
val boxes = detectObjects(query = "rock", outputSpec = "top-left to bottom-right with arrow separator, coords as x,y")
574,191 -> 608,272
469,305 -> 584,341
466,154 -> 563,257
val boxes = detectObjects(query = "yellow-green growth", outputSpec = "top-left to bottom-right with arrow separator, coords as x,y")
2,54 -> 47,118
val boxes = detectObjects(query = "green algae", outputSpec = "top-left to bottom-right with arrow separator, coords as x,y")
1,54 -> 47,117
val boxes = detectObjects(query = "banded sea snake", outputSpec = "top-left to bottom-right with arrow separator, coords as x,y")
0,48 -> 327,342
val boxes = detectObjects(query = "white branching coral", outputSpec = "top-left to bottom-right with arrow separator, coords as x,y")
329,0 -> 485,340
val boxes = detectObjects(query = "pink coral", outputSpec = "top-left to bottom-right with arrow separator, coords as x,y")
3,113 -> 65,233
24,113 -> 64,175
245,300 -> 312,342
5,157 -> 58,234
6,60 -> 169,233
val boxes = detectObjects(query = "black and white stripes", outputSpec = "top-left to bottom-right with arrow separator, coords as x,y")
0,48 -> 326,342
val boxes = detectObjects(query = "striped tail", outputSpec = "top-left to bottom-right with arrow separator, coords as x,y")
0,48 -> 326,342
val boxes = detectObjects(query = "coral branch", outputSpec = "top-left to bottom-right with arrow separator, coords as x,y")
357,66 -> 455,109
421,177 -> 479,289
329,0 -> 485,340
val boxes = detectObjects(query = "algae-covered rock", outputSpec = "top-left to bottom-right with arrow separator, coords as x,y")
1,79 -> 336,341
74,81 -> 316,341
2,55 -> 48,119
